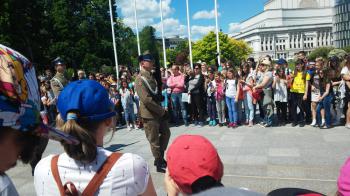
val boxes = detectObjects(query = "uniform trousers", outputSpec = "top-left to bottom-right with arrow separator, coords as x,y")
143,118 -> 171,160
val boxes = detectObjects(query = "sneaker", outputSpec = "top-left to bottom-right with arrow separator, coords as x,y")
299,123 -> 305,127
209,120 -> 213,126
184,121 -> 189,127
197,122 -> 204,127
227,122 -> 232,128
212,120 -> 217,126
346,124 -> 350,129
219,123 -> 223,127
310,120 -> 317,127
128,126 -> 132,131
231,123 -> 237,128
263,123 -> 272,128
291,123 -> 298,127
320,120 -> 325,127
192,121 -> 198,126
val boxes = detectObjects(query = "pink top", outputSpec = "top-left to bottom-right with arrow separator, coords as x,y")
338,157 -> 350,195
167,74 -> 185,93
215,80 -> 225,101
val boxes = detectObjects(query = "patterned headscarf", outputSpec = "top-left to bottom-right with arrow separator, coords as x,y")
0,44 -> 40,131
0,44 -> 78,144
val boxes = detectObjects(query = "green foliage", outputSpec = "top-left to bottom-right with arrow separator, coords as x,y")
192,32 -> 252,65
328,48 -> 347,59
308,47 -> 335,61
139,26 -> 160,67
0,0 -> 138,74
343,46 -> 350,53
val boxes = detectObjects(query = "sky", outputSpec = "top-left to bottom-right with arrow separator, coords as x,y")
117,0 -> 268,40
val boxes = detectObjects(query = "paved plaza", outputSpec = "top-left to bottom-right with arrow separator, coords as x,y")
7,124 -> 350,195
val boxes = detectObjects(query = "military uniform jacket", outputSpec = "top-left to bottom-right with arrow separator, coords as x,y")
135,69 -> 165,119
50,72 -> 68,98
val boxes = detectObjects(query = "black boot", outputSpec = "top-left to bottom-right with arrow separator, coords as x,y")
155,159 -> 166,173
154,158 -> 167,168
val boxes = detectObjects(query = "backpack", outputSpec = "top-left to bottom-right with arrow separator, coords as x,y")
51,153 -> 122,196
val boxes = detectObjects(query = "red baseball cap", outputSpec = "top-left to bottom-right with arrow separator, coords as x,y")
166,135 -> 224,194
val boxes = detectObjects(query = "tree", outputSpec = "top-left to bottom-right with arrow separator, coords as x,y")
308,47 -> 335,61
139,26 -> 160,66
192,32 -> 252,66
0,0 -> 138,74
343,46 -> 350,53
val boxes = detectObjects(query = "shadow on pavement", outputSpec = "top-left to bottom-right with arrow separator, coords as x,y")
105,141 -> 140,152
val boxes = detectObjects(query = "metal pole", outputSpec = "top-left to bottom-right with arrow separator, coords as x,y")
109,0 -> 119,84
134,0 -> 141,56
160,0 -> 168,77
214,0 -> 221,66
185,0 -> 193,70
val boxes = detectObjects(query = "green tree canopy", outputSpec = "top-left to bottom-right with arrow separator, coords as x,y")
308,47 -> 335,61
192,32 -> 252,66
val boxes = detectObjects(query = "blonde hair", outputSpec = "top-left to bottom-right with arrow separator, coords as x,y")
56,114 -> 103,163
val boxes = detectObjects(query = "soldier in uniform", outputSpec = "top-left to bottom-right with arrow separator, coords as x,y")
50,57 -> 68,99
135,54 -> 170,173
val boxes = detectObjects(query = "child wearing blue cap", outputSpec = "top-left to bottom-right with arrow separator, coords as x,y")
34,79 -> 156,196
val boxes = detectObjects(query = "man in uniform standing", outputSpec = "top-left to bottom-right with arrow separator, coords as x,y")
50,57 -> 68,99
135,54 -> 170,173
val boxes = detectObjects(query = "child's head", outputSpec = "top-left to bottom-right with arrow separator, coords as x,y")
166,135 -> 223,194
56,80 -> 116,163
226,68 -> 235,79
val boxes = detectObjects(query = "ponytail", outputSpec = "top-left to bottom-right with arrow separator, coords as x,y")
56,114 -> 102,163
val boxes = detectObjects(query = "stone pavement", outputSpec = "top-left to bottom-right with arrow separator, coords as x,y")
7,124 -> 350,195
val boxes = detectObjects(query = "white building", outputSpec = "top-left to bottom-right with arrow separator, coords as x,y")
233,0 -> 335,60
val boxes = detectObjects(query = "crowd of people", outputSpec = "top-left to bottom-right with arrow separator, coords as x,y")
2,42 -> 350,196
39,51 -> 350,131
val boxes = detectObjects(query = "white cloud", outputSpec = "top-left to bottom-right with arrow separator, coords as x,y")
118,0 -> 174,28
193,9 -> 220,20
191,25 -> 215,39
228,22 -> 241,34
153,18 -> 186,37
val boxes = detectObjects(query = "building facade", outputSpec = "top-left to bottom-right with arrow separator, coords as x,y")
333,0 -> 350,48
156,36 -> 186,50
233,0 -> 335,60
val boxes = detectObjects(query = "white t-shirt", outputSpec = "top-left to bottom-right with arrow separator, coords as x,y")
274,78 -> 288,102
0,174 -> 19,196
34,148 -> 149,196
341,66 -> 349,76
225,79 -> 237,98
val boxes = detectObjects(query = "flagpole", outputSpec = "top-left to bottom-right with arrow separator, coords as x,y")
134,0 -> 141,56
185,0 -> 193,70
108,0 -> 119,85
160,0 -> 168,77
214,0 -> 221,66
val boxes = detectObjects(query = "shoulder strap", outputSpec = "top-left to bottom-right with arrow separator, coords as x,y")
51,153 -> 122,196
51,155 -> 65,196
82,153 -> 122,196
52,77 -> 64,89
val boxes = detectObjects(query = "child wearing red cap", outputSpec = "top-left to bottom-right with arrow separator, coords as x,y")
164,135 -> 263,196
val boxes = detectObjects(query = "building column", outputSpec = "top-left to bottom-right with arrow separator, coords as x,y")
314,32 -> 318,48
301,33 -> 304,50
327,31 -> 331,46
286,33 -> 290,50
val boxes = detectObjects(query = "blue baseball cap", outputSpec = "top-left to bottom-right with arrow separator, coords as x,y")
57,80 -> 116,122
276,58 -> 287,65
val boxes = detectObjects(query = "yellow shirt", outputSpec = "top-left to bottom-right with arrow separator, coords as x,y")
290,72 -> 308,94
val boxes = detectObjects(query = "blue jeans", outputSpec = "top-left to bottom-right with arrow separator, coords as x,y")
316,94 -> 333,127
124,103 -> 135,122
244,92 -> 254,122
171,93 -> 188,123
207,96 -> 216,121
226,96 -> 237,123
